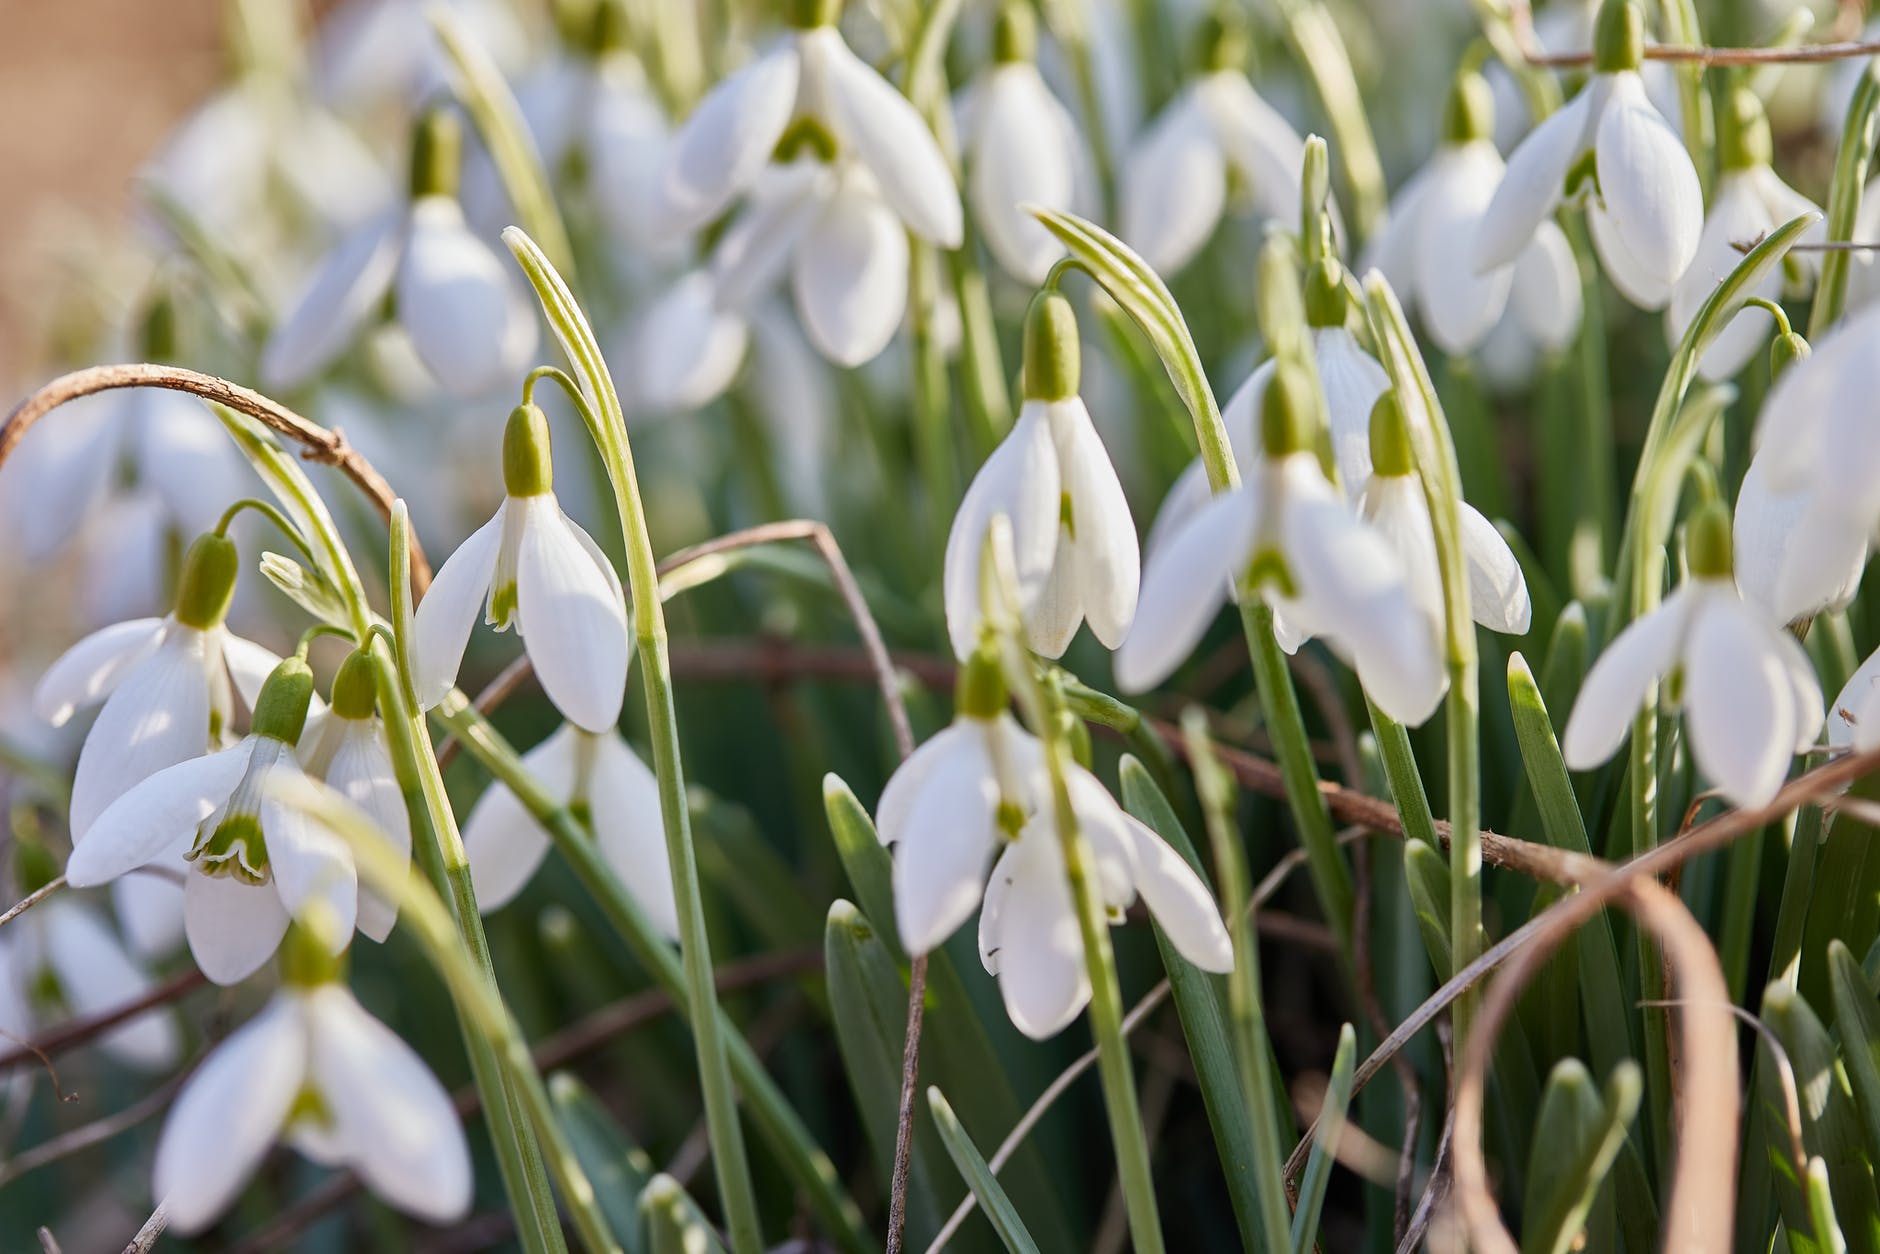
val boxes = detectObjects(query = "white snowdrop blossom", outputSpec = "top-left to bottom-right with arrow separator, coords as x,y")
1118,362 -> 1446,726
459,722 -> 675,935
876,653 -> 1231,1038
656,6 -> 961,251
1562,506 -> 1822,809
627,270 -> 753,412
1121,16 -> 1312,276
152,942 -> 471,1234
1472,221 -> 1586,391
958,5 -> 1082,283
1666,89 -> 1822,381
413,403 -> 629,734
262,109 -> 538,397
1830,643 -> 1880,753
1475,0 -> 1701,311
63,657 -> 391,985
945,293 -> 1138,659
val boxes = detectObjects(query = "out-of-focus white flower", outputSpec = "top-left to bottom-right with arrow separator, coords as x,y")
945,293 -> 1137,659
876,652 -> 1230,1038
959,5 -> 1082,282
1830,642 -> 1880,752
1119,362 -> 1446,724
153,943 -> 471,1233
459,723 -> 675,935
262,109 -> 538,398
1476,0 -> 1701,310
413,404 -> 628,733
1562,504 -> 1821,809
1471,219 -> 1586,391
1667,88 -> 1821,381
64,657 -> 387,985
623,271 -> 752,413
314,0 -> 531,118
656,8 -> 961,249
1485,0 -> 1686,154
1120,13 -> 1310,276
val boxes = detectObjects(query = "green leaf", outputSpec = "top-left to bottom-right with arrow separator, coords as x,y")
1521,1059 -> 1641,1254
1828,941 -> 1880,1175
823,775 -> 905,965
1289,1024 -> 1356,1254
551,1073 -> 653,1254
1802,779 -> 1880,1011
1807,1157 -> 1853,1254
641,1174 -> 730,1254
928,1087 -> 1043,1254
1403,841 -> 1453,980
1813,58 -> 1880,336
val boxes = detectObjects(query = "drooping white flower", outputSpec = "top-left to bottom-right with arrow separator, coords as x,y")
656,5 -> 961,249
624,271 -> 752,412
1117,362 -> 1446,726
63,657 -> 387,985
413,403 -> 629,734
1561,504 -> 1822,809
1666,89 -> 1821,381
152,951 -> 471,1234
459,723 -> 675,935
876,652 -> 1230,1038
1120,15 -> 1311,276
1472,219 -> 1586,391
1475,0 -> 1701,311
945,293 -> 1138,659
262,108 -> 538,398
958,5 -> 1082,282
1356,391 -> 1532,640
314,0 -> 531,118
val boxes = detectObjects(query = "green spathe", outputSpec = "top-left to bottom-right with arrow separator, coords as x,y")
1304,257 -> 1347,329
1260,360 -> 1316,459
956,642 -> 1009,720
1718,85 -> 1773,172
1686,502 -> 1734,578
253,656 -> 316,746
995,1 -> 1037,63
329,648 -> 379,722
279,916 -> 348,987
410,106 -> 464,201
1442,69 -> 1495,146
503,402 -> 556,497
1368,390 -> 1414,478
1023,290 -> 1081,401
174,532 -> 239,631
788,0 -> 839,29
1593,0 -> 1644,74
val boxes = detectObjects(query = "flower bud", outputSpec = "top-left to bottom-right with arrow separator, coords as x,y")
252,656 -> 316,746
1260,360 -> 1317,459
1593,0 -> 1644,74
1304,256 -> 1347,329
995,1 -> 1037,63
1770,327 -> 1810,381
503,402 -> 555,497
1368,390 -> 1415,478
1686,502 -> 1734,579
409,107 -> 463,201
173,532 -> 239,631
1022,291 -> 1081,401
330,649 -> 379,721
1442,69 -> 1495,146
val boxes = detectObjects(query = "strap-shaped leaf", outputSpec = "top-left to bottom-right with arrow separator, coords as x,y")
1813,59 -> 1880,336
552,1073 -> 654,1254
641,1174 -> 730,1254
928,1087 -> 1043,1254
1288,1024 -> 1356,1254
1829,941 -> 1880,1175
1521,1059 -> 1640,1254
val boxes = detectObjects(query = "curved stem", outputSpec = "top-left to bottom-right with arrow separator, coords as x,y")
215,496 -> 319,567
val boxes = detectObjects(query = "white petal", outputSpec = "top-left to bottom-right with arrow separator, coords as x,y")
1595,72 -> 1704,288
2,391 -> 122,561
1062,767 -> 1142,909
1219,359 -> 1275,476
586,68 -> 673,250
153,993 -> 305,1234
262,786 -> 360,942
303,985 -> 473,1222
1588,198 -> 1675,309
1667,172 -> 1782,379
1509,220 -> 1584,351
992,834 -> 1089,1040
1477,86 -> 1594,272
1114,488 -> 1257,693
1194,71 -> 1309,226
129,390 -> 253,537
395,196 -> 539,397
1361,163 -> 1435,299
320,723 -> 411,942
877,723 -> 968,842
261,208 -> 402,391
588,733 -> 678,940
1834,646 -> 1880,751
1772,499 -> 1874,627
629,272 -> 750,412
515,498 -> 630,733
943,403 -> 1062,658
891,729 -> 1001,955
1683,596 -> 1802,807
113,872 -> 188,959
462,725 -> 577,910
710,163 -> 826,309
33,618 -> 166,727
1314,327 -> 1391,496
1416,144 -> 1514,356
1027,532 -> 1086,659
1358,475 -> 1444,626
659,41 -> 800,232
1121,816 -> 1233,972
1461,505 -> 1532,633
1142,457 -> 1214,568
42,901 -> 180,1070
1120,91 -> 1226,275
184,870 -> 292,985
412,505 -> 506,711
68,744 -> 248,886
790,182 -> 909,367
1561,585 -> 1697,769
220,633 -> 291,717
969,64 -> 1075,282
1050,397 -> 1139,649
809,29 -> 962,246
979,842 -> 1013,976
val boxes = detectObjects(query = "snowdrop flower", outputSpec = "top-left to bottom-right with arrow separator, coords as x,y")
656,0 -> 961,252
945,292 -> 1138,659
624,271 -> 751,411
413,403 -> 628,733
1476,0 -> 1701,311
64,656 -> 381,985
262,108 -> 538,398
1562,504 -> 1821,809
297,650 -> 410,942
1117,362 -> 1446,725
152,924 -> 471,1234
877,649 -> 1231,1038
1121,11 -> 1312,276
1356,391 -> 1532,638
1472,222 -> 1586,391
1666,88 -> 1821,381
1830,643 -> 1880,753
959,4 -> 1081,282
0,844 -> 179,1071
459,723 -> 675,935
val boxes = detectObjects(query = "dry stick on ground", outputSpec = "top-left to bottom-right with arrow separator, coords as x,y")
0,364 -> 432,592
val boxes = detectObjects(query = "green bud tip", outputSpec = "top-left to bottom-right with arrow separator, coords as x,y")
1260,361 -> 1317,459
1195,7 -> 1250,74
329,649 -> 379,721
588,0 -> 630,56
14,841 -> 58,896
1022,290 -> 1081,401
252,655 -> 316,746
503,402 -> 555,497
994,1 -> 1037,63
173,532 -> 239,630
279,915 -> 347,987
1368,390 -> 1415,478
1718,85 -> 1772,171
1770,329 -> 1810,381
1442,68 -> 1495,146
409,107 -> 463,201
1593,0 -> 1644,74
1686,502 -> 1734,579
1304,256 -> 1348,328
788,0 -> 840,29
955,641 -> 1009,720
